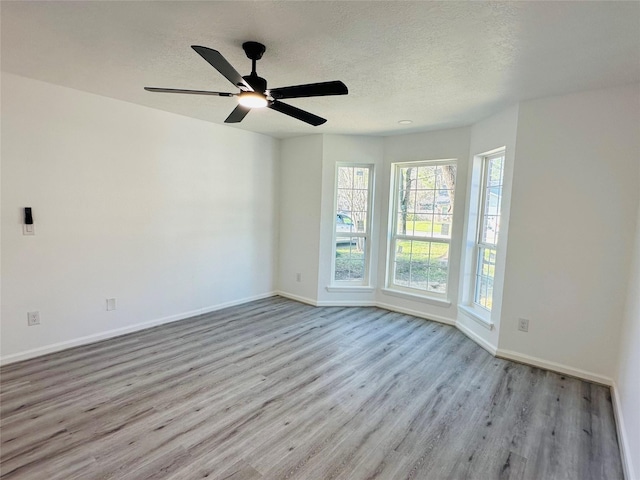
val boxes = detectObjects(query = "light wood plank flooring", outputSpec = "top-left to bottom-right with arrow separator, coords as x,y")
1,297 -> 623,479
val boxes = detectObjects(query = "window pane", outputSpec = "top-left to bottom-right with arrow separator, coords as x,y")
337,188 -> 352,213
486,186 -> 501,216
336,213 -> 355,237
354,167 -> 369,189
487,157 -> 503,187
409,244 -> 429,290
335,238 -> 366,281
416,166 -> 436,189
427,243 -> 449,293
398,168 -> 416,214
474,246 -> 497,310
392,240 -> 449,293
338,167 -> 354,189
417,189 -> 435,213
393,239 -> 412,287
433,214 -> 452,239
397,211 -> 421,236
428,265 -> 447,293
411,214 -> 433,238
351,212 -> 367,233
481,215 -> 499,244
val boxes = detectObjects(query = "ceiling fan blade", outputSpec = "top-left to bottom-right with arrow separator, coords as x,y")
269,81 -> 348,100
144,87 -> 235,97
268,100 -> 326,126
191,45 -> 252,91
225,104 -> 251,123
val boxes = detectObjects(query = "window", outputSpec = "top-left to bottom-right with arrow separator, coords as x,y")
332,165 -> 373,283
388,161 -> 457,297
474,152 -> 505,310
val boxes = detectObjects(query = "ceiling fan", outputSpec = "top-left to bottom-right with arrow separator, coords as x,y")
144,42 -> 348,126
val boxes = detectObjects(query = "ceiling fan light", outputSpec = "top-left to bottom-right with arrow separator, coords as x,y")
238,92 -> 268,108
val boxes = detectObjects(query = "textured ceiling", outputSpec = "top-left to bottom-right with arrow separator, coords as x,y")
2,1 -> 639,139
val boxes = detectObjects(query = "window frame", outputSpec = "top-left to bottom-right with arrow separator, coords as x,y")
471,149 -> 505,312
386,159 -> 458,300
330,163 -> 375,286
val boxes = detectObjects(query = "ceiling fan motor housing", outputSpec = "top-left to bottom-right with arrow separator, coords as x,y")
243,74 -> 267,94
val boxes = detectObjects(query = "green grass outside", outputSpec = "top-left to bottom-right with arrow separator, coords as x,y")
404,220 -> 439,234
334,237 -> 450,290
335,243 -> 365,281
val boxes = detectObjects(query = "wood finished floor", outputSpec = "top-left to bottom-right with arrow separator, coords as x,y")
0,297 -> 623,480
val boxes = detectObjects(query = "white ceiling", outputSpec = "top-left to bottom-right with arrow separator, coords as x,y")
2,1 -> 639,139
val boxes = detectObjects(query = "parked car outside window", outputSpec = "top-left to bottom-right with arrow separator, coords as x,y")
336,213 -> 355,244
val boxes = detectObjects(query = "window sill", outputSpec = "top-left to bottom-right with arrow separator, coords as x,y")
458,304 -> 494,330
326,286 -> 375,293
380,288 -> 451,307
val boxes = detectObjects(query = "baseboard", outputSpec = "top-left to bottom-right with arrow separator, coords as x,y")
456,321 -> 498,355
274,290 -> 319,307
611,382 -> 636,480
0,291 -> 277,366
197,291 -> 276,315
495,348 -> 613,386
275,291 -> 375,308
375,301 -> 456,326
316,300 -> 377,307
275,290 -> 457,326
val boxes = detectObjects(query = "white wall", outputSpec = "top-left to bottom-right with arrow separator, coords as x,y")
276,135 -> 323,303
1,73 -> 280,362
316,134 -> 383,305
615,165 -> 640,480
498,84 -> 640,381
457,105 -> 519,351
377,127 -> 471,323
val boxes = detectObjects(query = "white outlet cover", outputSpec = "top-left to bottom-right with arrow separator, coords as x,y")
106,298 -> 116,311
27,311 -> 40,326
518,318 -> 529,332
23,224 -> 35,235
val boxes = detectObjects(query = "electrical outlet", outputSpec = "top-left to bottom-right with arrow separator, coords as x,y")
106,298 -> 116,311
27,311 -> 40,326
23,224 -> 35,235
518,318 -> 529,332
296,273 -> 301,282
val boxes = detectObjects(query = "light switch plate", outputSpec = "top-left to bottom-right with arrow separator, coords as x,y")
106,298 -> 116,311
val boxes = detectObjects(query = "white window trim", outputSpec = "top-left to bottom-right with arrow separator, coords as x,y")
461,147 -> 506,324
381,288 -> 452,307
458,304 -> 494,330
385,159 -> 458,302
330,163 -> 375,287
326,286 -> 375,293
